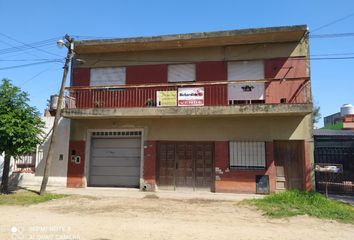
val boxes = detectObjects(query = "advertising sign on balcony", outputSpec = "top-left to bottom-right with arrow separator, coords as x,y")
178,87 -> 204,106
156,91 -> 177,107
228,82 -> 265,101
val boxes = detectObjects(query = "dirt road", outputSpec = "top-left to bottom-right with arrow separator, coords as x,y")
0,194 -> 353,240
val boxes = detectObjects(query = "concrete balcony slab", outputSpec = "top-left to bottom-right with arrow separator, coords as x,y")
62,104 -> 312,119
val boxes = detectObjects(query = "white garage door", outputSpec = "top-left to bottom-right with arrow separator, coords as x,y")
89,137 -> 141,187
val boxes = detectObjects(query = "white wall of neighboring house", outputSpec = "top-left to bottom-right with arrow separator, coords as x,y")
35,117 -> 70,178
1,117 -> 71,188
0,152 -> 16,183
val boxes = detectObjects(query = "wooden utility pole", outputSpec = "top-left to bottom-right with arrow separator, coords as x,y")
40,35 -> 74,195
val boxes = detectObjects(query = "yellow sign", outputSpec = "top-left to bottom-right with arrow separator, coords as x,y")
156,91 -> 177,107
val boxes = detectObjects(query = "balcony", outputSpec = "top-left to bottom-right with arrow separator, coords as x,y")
62,78 -> 312,118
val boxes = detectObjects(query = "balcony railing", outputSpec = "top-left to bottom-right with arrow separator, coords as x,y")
65,78 -> 311,109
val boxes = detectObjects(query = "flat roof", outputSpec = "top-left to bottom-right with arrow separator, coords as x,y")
314,129 -> 354,137
75,25 -> 308,54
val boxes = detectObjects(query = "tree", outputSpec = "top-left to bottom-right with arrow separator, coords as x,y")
0,79 -> 44,194
313,104 -> 321,125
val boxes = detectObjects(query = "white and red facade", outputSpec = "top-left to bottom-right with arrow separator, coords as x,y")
56,26 -> 314,193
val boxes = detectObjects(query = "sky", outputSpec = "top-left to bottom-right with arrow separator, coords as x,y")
0,0 -> 353,127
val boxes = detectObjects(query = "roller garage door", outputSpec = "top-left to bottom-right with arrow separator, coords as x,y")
89,135 -> 141,187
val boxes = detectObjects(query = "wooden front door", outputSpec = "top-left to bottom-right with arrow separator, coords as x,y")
175,143 -> 194,190
157,142 -> 213,191
274,140 -> 305,191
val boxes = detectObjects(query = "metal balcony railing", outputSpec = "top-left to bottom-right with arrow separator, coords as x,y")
65,78 -> 311,109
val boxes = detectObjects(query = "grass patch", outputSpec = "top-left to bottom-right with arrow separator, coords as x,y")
0,189 -> 67,205
321,122 -> 343,130
243,190 -> 354,223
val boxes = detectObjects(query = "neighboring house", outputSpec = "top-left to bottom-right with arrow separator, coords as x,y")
59,25 -> 313,193
323,104 -> 354,129
324,112 -> 341,126
314,129 -> 354,195
0,117 -> 70,188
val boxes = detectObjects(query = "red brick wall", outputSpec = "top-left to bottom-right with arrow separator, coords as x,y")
67,140 -> 86,188
126,65 -> 167,84
214,141 -> 276,193
143,141 -> 157,186
196,61 -> 227,82
71,68 -> 90,86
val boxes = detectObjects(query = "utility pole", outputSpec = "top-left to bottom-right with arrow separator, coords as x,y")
40,34 -> 74,195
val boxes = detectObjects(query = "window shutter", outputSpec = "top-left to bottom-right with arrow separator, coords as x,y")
227,61 -> 265,101
168,64 -> 196,82
227,61 -> 264,80
90,67 -> 126,86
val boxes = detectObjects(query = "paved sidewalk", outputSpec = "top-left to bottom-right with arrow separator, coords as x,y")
31,186 -> 264,201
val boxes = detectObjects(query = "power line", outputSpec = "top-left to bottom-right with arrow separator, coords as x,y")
20,66 -> 59,86
0,55 -> 353,72
310,32 -> 354,38
87,56 -> 354,64
0,33 -> 62,57
308,56 -> 354,60
1,53 -> 354,69
0,33 -> 61,57
0,37 -> 58,55
311,12 -> 354,33
0,60 -> 62,71
310,52 -> 354,57
0,42 -> 56,55
3,50 -> 354,63
0,58 -> 63,62
0,38 -> 41,58
2,44 -> 60,59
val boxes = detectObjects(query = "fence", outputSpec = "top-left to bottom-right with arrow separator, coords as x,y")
13,153 -> 36,173
314,141 -> 354,195
65,78 -> 310,109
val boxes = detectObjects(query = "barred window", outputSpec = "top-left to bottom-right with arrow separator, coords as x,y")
229,141 -> 266,169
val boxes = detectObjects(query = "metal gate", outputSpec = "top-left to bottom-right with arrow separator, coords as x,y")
314,137 -> 354,195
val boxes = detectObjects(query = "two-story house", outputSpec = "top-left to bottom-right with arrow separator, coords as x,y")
62,25 -> 313,193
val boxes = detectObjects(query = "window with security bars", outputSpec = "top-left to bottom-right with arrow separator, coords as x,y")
229,141 -> 266,169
